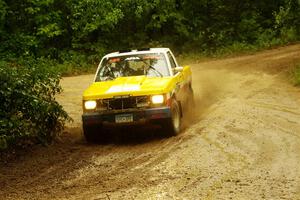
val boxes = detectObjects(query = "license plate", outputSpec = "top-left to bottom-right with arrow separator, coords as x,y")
115,114 -> 133,123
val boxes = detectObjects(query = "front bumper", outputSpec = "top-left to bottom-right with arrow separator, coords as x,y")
82,107 -> 171,126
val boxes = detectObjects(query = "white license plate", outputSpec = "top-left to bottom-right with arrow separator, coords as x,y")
115,114 -> 133,123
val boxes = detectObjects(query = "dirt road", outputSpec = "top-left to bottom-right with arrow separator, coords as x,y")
1,45 -> 300,199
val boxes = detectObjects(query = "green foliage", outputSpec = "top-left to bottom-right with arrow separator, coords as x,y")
273,0 -> 300,43
0,58 -> 70,150
1,0 -> 300,61
0,0 -> 7,23
70,0 -> 124,42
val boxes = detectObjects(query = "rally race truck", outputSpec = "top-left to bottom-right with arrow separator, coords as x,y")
82,48 -> 194,142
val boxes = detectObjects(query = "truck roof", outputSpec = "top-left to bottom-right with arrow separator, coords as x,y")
104,48 -> 170,58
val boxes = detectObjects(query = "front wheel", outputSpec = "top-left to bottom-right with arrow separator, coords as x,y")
160,100 -> 182,136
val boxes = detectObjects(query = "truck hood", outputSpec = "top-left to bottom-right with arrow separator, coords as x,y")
83,76 -> 174,100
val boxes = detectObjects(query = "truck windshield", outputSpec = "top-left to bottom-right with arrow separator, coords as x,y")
95,53 -> 169,82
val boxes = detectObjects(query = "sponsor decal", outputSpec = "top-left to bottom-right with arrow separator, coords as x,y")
106,84 -> 140,93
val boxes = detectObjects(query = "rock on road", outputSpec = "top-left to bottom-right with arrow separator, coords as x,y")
1,45 -> 300,200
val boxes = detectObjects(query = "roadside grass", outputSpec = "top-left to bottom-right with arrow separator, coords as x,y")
176,42 -> 299,66
55,62 -> 96,77
292,63 -> 300,86
5,42 -> 297,77
42,43 -> 300,81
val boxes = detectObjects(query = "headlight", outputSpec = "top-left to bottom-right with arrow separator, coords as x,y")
151,95 -> 164,104
84,100 -> 97,110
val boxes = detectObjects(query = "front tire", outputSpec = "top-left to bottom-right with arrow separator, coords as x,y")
161,100 -> 182,136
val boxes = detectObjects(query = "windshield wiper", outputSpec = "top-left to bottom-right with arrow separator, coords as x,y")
140,59 -> 163,77
148,65 -> 163,77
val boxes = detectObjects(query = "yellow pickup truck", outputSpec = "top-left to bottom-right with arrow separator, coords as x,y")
82,48 -> 194,142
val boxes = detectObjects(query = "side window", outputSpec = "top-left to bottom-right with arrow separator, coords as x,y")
167,52 -> 177,70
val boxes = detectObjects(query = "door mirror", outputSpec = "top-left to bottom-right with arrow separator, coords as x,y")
174,66 -> 183,73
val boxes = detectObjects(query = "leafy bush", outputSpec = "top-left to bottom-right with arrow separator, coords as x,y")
0,58 -> 70,150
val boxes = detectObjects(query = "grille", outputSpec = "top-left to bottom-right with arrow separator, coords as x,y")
100,96 -> 149,110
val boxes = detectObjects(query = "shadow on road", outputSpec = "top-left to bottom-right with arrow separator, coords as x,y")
83,125 -> 171,146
